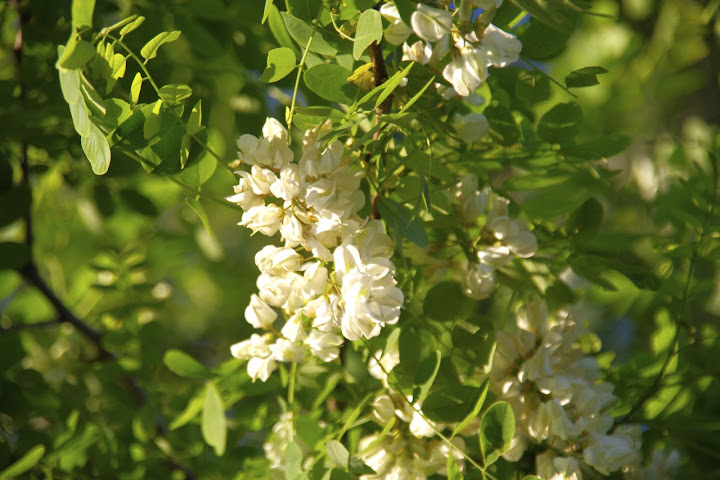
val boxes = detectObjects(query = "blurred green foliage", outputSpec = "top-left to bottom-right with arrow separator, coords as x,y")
0,0 -> 718,478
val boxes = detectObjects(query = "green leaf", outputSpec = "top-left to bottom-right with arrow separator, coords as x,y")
325,440 -> 350,470
423,281 -> 468,322
186,198 -> 214,239
479,402 -> 515,466
187,100 -> 203,135
510,0 -> 575,32
519,19 -> 575,60
163,349 -> 212,379
413,350 -> 442,403
422,385 -> 484,423
202,383 -> 227,456
0,242 -> 30,271
81,123 -> 111,175
375,62 -> 413,110
393,0 -> 416,25
59,69 -> 81,105
0,444 -> 46,478
485,104 -> 520,145
304,64 -> 359,105
567,198 -> 604,237
268,5 -> 301,56
169,393 -> 204,430
537,102 -> 582,144
286,441 -> 304,479
515,71 -> 551,105
447,453 -> 463,480
71,0 -> 95,28
57,37 -> 96,70
158,84 -> 193,104
260,47 -> 297,83
119,16 -> 145,37
110,53 -> 126,79
140,31 -> 182,60
377,197 -> 428,248
131,73 -> 143,103
353,9 -> 382,60
69,98 -> 91,137
262,0 -> 274,23
452,379 -> 490,437
565,66 -> 608,88
281,13 -> 337,57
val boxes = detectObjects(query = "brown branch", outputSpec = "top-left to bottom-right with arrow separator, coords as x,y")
369,41 -> 390,115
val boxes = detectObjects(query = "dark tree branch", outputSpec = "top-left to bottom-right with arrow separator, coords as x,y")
0,318 -> 60,334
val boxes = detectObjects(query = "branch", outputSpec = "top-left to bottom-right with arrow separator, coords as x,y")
369,40 -> 390,115
0,318 -> 60,334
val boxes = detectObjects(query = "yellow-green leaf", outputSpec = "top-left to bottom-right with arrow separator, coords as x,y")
81,123 -> 111,175
140,31 -> 182,60
0,445 -> 45,478
202,383 -> 227,456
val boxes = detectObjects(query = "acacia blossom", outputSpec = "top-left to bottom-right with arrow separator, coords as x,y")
228,118 -> 404,382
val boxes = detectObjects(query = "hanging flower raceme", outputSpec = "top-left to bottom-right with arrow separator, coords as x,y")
488,300 -> 643,477
380,0 -> 521,98
452,174 -> 538,300
227,118 -> 404,381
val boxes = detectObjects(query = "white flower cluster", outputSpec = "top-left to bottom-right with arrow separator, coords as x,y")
454,175 -> 538,299
228,118 -> 404,381
489,300 -> 642,478
380,0 -> 521,98
351,345 -> 466,479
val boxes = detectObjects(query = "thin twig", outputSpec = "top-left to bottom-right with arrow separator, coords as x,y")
0,319 -> 60,334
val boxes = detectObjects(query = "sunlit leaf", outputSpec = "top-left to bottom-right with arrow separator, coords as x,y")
140,31 -> 182,60
201,383 -> 227,456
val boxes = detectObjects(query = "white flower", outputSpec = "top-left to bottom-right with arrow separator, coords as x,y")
230,332 -> 271,359
304,329 -> 343,362
255,245 -> 303,276
477,245 -> 513,268
442,46 -> 488,97
281,313 -> 307,342
280,214 -> 305,247
451,112 -> 489,142
368,346 -> 400,382
242,165 -> 277,195
380,4 -> 412,45
269,338 -> 306,363
463,263 -> 496,299
490,217 -> 538,258
481,24 -> 522,68
226,177 -> 265,211
411,4 -> 452,43
247,355 -> 277,382
262,117 -> 288,142
257,272 -> 306,307
270,163 -> 304,201
402,41 -> 432,64
409,403 -> 439,438
371,394 -> 396,424
487,196 -> 510,223
584,432 -> 640,475
244,294 -> 277,329
237,118 -> 293,170
301,261 -> 328,297
240,204 -> 284,237
536,452 -> 582,480
455,174 -> 487,224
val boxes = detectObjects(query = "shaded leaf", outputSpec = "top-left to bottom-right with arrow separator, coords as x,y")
537,102 -> 582,143
281,13 -> 337,57
0,242 -> 30,271
304,64 -> 359,104
479,402 -> 516,466
422,385 -> 484,423
565,66 -> 607,88
186,197 -> 213,239
163,349 -> 212,379
202,383 -> 227,456
158,84 -> 193,104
